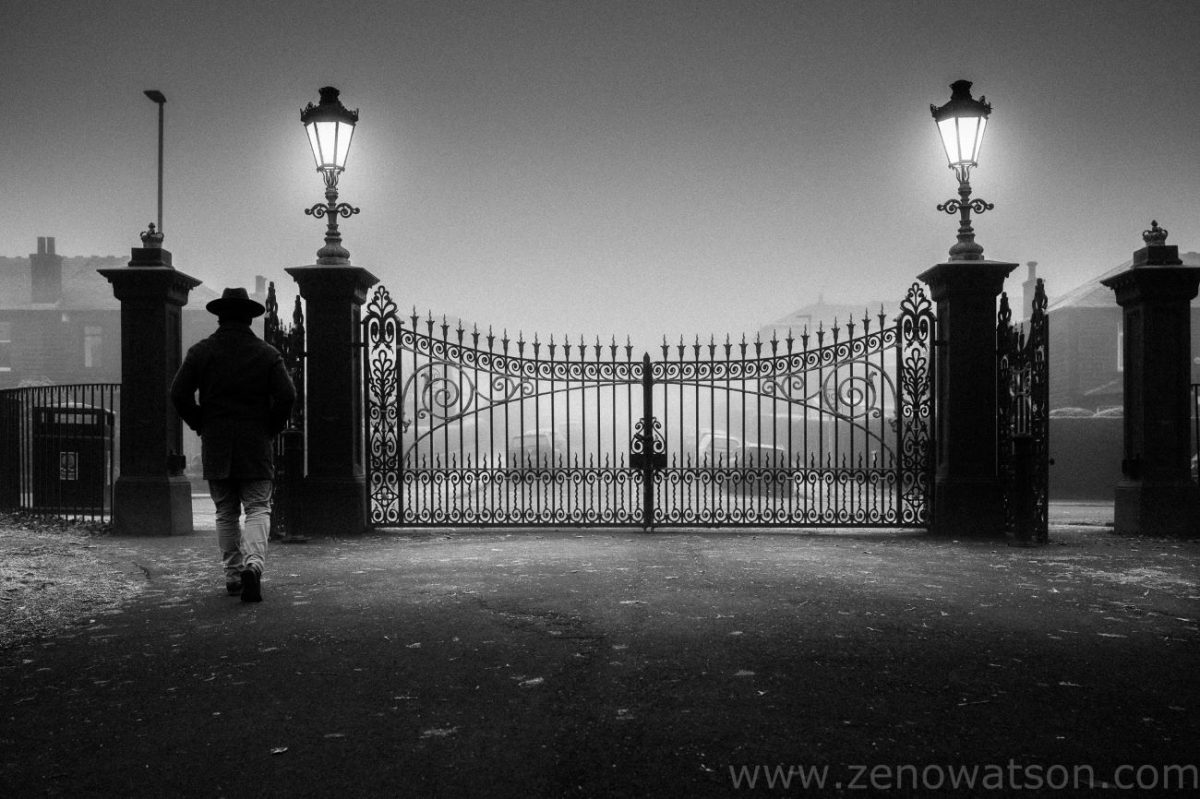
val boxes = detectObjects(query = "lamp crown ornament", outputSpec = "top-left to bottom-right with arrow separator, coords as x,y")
929,80 -> 990,125
140,222 -> 163,248
1142,220 -> 1168,246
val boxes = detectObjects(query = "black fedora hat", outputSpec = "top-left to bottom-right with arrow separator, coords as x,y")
206,287 -> 266,318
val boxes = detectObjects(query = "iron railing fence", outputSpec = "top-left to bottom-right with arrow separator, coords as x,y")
0,383 -> 120,523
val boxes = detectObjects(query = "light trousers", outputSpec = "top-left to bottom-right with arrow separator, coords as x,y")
209,479 -> 273,580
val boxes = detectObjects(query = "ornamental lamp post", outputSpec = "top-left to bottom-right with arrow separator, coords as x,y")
931,79 -> 993,261
301,86 -> 360,264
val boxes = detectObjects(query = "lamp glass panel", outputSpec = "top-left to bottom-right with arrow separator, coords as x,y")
314,120 -> 342,169
937,118 -> 960,165
971,116 -> 987,164
334,124 -> 354,170
956,116 -> 982,165
305,124 -> 323,170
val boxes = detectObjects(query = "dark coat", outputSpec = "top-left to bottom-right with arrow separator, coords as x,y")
170,322 -> 296,480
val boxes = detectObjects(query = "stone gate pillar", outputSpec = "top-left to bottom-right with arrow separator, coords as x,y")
286,263 -> 378,535
919,259 -> 1018,537
98,227 -> 201,535
1101,222 -> 1200,537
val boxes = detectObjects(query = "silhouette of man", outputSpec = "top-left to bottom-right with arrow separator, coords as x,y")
171,287 -> 296,602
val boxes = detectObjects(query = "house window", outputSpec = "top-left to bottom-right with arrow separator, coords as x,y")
84,326 -> 102,369
0,322 -> 11,372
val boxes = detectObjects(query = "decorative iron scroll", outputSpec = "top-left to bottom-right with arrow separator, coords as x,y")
364,285 -> 645,526
264,281 -> 306,430
362,281 -> 935,529
264,282 -> 307,539
997,279 -> 1049,545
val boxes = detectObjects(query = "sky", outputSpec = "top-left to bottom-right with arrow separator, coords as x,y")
3,0 -> 1199,350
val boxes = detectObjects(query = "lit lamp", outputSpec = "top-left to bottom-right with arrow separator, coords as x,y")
931,80 -> 993,261
301,86 -> 360,264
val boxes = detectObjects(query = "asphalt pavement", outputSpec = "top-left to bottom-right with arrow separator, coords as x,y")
3,502 -> 1199,798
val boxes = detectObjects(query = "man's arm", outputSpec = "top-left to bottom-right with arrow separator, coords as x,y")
170,353 -> 203,432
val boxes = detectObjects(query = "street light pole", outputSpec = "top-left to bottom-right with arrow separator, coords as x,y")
144,90 -> 167,237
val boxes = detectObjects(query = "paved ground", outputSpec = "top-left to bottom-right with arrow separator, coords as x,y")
3,503 -> 1199,797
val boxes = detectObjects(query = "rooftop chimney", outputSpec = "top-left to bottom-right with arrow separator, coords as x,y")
31,236 -> 64,304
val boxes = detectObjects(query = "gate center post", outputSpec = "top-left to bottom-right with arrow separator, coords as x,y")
630,352 -> 665,529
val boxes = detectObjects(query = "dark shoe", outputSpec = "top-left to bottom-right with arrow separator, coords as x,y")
226,580 -> 243,596
241,568 -> 262,603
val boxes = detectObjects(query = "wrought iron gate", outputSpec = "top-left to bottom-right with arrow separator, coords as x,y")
364,283 -> 935,528
997,279 -> 1049,544
264,282 -> 307,540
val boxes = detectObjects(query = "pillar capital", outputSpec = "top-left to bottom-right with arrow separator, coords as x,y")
1101,265 -> 1200,307
286,263 -> 378,305
98,263 -> 201,306
918,259 -> 1017,301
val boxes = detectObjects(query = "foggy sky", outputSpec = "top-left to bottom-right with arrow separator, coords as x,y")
3,0 -> 1199,349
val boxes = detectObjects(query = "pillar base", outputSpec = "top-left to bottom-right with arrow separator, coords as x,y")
930,476 -> 1004,538
1113,482 -> 1200,538
300,475 -> 369,537
112,475 -> 193,536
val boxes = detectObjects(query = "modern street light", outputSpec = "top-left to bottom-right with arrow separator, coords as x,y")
143,89 -> 166,244
931,80 -> 993,261
301,86 -> 360,264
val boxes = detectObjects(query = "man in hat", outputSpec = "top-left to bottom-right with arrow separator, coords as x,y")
171,287 -> 296,602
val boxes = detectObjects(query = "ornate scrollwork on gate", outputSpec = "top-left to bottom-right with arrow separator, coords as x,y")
362,281 -> 936,529
997,279 -> 1049,544
897,282 -> 935,525
630,416 -> 667,469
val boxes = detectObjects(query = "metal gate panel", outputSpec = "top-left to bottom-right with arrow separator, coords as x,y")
364,282 -> 935,528
365,286 -> 644,526
650,283 -> 933,526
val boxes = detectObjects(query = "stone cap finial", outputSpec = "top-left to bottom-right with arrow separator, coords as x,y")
1142,220 -> 1168,246
1132,219 -> 1182,267
140,222 -> 164,249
